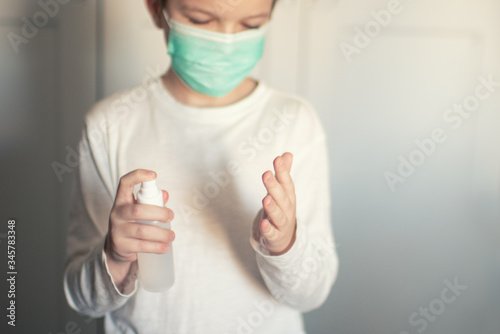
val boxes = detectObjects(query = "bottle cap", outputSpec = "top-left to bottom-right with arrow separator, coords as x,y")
137,178 -> 163,206
141,179 -> 158,190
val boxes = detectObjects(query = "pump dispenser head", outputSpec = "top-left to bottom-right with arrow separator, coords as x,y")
138,179 -> 161,202
141,179 -> 158,191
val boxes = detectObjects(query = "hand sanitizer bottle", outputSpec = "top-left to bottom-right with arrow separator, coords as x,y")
136,179 -> 175,292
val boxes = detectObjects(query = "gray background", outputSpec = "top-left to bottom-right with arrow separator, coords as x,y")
0,0 -> 499,333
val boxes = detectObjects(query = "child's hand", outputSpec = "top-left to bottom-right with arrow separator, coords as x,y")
255,152 -> 297,256
105,169 -> 175,264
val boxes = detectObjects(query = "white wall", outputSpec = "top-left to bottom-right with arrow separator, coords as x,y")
0,0 -> 99,333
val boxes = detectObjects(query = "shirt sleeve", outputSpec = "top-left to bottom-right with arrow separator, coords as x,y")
63,112 -> 138,318
249,104 -> 339,313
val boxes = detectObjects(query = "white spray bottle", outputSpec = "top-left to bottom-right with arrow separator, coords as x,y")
136,179 -> 175,292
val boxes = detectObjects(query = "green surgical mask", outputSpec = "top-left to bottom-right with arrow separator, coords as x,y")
163,9 -> 268,97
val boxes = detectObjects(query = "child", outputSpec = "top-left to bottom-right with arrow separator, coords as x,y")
63,0 -> 339,333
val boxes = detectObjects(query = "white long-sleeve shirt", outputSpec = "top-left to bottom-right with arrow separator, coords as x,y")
63,76 -> 339,334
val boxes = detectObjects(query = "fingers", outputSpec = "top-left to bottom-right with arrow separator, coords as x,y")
113,231 -> 174,257
114,169 -> 157,206
127,222 -> 175,244
262,167 -> 293,227
109,207 -> 175,256
273,153 -> 295,205
108,169 -> 178,260
113,203 -> 174,223
109,217 -> 175,257
162,190 -> 169,205
262,193 -> 287,230
263,170 -> 290,211
129,238 -> 172,254
259,152 -> 296,245
111,198 -> 175,251
282,152 -> 293,173
260,218 -> 279,243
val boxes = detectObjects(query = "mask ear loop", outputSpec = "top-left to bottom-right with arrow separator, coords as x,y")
162,8 -> 172,28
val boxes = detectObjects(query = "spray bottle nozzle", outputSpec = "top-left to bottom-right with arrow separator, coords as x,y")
139,179 -> 161,199
141,179 -> 158,190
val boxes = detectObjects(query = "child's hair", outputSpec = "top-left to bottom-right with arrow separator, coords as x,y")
161,0 -> 278,10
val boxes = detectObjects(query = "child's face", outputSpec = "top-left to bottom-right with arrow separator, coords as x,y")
146,0 -> 274,97
162,0 -> 274,34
